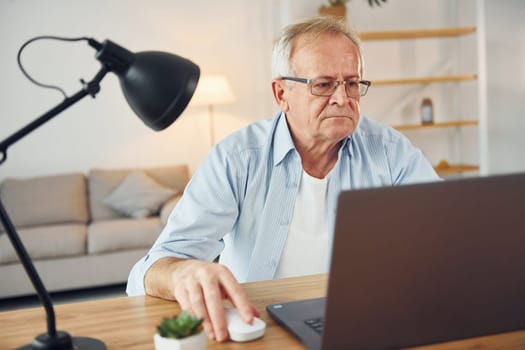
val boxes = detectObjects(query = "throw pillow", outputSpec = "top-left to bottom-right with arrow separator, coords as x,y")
103,170 -> 176,219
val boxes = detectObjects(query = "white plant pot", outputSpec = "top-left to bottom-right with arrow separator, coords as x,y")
154,332 -> 208,350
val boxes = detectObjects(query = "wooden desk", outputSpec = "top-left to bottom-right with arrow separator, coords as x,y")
1,274 -> 525,349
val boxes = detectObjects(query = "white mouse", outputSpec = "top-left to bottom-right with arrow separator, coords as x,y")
225,307 -> 266,342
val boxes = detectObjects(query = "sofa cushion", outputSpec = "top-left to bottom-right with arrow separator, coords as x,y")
0,173 -> 89,230
87,217 -> 162,254
103,170 -> 175,218
88,164 -> 189,221
0,224 -> 87,264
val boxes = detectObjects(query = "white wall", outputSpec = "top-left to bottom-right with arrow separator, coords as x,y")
1,0 -> 524,180
0,0 -> 275,179
484,0 -> 525,174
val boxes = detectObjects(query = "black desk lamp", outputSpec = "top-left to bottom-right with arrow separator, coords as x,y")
0,36 -> 200,349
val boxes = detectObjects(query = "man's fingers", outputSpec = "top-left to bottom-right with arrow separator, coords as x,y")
200,275 -> 230,342
186,281 -> 215,339
174,284 -> 219,339
217,266 -> 256,323
170,261 -> 255,342
173,285 -> 193,316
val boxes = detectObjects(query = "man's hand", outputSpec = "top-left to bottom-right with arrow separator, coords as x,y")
145,257 -> 259,342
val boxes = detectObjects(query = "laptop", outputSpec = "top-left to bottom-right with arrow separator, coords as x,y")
267,172 -> 525,350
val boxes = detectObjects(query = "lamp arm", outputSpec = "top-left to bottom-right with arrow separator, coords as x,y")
0,66 -> 110,166
0,65 -> 110,347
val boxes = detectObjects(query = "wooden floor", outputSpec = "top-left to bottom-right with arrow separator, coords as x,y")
0,283 -> 127,312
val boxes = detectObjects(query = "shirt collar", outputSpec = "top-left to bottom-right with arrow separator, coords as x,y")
272,112 -> 297,166
340,133 -> 353,158
340,117 -> 359,158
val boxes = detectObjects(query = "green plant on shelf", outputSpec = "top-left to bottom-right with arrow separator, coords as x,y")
157,311 -> 204,339
327,0 -> 387,7
328,0 -> 349,5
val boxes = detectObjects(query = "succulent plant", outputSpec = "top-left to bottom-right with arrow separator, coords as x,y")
157,311 -> 204,339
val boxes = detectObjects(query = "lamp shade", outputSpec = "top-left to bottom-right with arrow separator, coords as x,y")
0,36 -> 201,350
95,40 -> 200,131
190,74 -> 235,106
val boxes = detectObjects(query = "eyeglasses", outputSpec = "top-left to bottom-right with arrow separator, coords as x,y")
281,77 -> 371,98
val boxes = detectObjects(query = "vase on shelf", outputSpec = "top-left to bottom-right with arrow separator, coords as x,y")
318,4 -> 347,19
421,97 -> 434,125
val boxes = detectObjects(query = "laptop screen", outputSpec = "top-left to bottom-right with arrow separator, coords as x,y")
268,172 -> 525,350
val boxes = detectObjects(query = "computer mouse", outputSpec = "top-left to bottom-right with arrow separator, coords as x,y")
225,307 -> 266,342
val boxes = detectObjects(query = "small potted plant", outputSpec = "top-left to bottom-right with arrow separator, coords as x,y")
318,0 -> 387,18
319,0 -> 350,18
154,311 -> 207,350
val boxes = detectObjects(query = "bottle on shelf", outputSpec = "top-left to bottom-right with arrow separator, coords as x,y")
421,97 -> 434,125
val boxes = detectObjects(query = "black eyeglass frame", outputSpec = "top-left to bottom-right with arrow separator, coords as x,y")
281,76 -> 371,97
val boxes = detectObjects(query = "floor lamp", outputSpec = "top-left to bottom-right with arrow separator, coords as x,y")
190,74 -> 236,147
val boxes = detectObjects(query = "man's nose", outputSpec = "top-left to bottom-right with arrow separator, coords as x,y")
330,82 -> 349,104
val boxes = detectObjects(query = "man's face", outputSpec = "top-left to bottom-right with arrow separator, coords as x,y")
273,33 -> 362,149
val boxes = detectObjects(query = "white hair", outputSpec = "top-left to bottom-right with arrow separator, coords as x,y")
271,16 -> 365,79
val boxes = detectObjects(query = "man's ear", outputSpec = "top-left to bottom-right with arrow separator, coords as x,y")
272,79 -> 289,112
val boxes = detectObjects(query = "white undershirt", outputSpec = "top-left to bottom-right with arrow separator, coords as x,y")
274,170 -> 330,279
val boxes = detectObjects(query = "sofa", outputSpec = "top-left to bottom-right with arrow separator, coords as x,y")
0,164 -> 189,299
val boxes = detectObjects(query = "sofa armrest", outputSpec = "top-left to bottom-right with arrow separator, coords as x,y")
159,194 -> 183,227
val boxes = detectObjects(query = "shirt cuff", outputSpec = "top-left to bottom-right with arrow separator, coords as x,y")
126,253 -> 163,296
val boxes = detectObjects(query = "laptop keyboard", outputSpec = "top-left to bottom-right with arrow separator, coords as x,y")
304,317 -> 324,335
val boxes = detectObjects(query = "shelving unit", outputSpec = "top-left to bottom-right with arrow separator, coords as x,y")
372,74 -> 477,86
391,121 -> 479,175
434,161 -> 480,175
360,26 -> 480,176
359,27 -> 476,41
392,120 -> 478,131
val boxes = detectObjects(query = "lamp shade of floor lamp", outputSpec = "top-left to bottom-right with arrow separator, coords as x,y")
190,74 -> 236,147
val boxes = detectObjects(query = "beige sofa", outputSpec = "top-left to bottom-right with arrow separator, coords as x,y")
0,164 -> 189,299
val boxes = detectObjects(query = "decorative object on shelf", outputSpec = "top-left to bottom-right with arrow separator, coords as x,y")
319,0 -> 348,18
421,97 -> 434,125
318,0 -> 387,18
190,74 -> 236,148
434,160 -> 479,176
435,159 -> 452,172
154,311 -> 207,350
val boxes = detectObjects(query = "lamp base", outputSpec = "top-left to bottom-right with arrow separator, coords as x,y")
16,331 -> 106,350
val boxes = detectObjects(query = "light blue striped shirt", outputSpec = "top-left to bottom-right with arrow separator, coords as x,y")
126,112 -> 439,295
